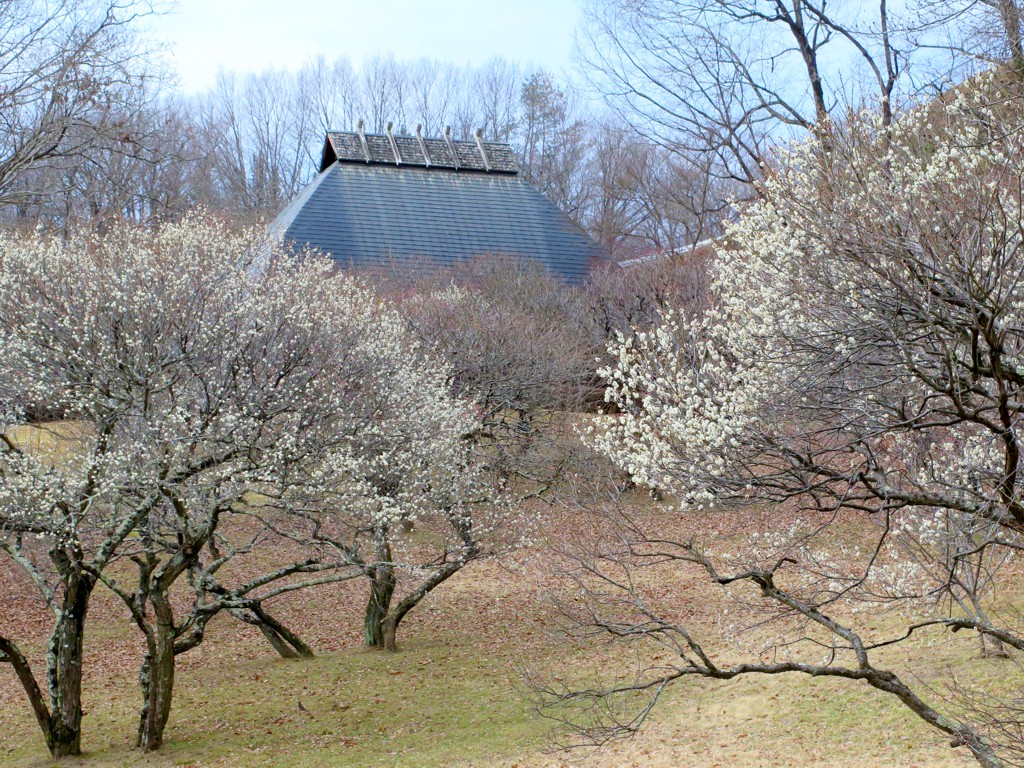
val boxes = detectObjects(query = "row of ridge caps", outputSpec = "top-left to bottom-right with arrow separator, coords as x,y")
322,122 -> 519,175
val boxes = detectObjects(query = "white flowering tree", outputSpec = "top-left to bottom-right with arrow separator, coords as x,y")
314,258 -> 601,652
0,217 -> 477,755
311,378 -> 513,653
564,73 -> 1024,767
265,287 -> 516,653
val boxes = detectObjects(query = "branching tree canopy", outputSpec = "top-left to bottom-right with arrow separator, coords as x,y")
598,74 -> 1024,535
915,0 -> 1024,80
0,0 -> 158,206
577,0 -> 914,188
0,214 -> 484,755
563,72 -> 1024,767
344,259 -> 605,652
278,279 -> 515,654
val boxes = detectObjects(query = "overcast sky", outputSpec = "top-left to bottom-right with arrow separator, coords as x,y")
148,0 -> 585,93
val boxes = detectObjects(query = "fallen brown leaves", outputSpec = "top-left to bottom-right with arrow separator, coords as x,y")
0,499 -> 991,767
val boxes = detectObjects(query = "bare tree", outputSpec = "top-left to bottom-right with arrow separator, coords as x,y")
6,95 -> 209,232
172,56 -> 528,221
474,57 -> 522,142
577,0 -> 905,188
197,69 -> 320,215
914,0 -> 1024,81
362,54 -> 408,133
400,258 -> 602,459
0,0 -> 159,207
519,71 -> 593,219
297,55 -> 362,148
586,246 -> 710,340
405,58 -> 464,136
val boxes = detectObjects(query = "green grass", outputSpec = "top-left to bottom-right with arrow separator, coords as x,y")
1,495 -> 1015,768
4,632 -> 545,768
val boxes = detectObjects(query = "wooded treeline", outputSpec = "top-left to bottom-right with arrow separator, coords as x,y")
0,21 -> 728,261
5,0 -> 1021,262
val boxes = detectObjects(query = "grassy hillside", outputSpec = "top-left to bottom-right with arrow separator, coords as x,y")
0,503 -> 1001,767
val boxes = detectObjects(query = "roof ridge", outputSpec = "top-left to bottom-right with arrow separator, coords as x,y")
329,126 -> 514,147
320,128 -> 519,175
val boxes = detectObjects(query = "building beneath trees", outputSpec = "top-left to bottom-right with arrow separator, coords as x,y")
268,125 -> 606,283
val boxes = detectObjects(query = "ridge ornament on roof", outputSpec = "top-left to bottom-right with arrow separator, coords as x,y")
319,125 -> 519,174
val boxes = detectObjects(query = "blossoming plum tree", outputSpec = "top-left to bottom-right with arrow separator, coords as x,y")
571,73 -> 1024,767
277,295 -> 513,653
0,216 -> 486,754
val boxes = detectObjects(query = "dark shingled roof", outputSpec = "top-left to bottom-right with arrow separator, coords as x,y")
320,129 -> 519,174
272,130 -> 606,284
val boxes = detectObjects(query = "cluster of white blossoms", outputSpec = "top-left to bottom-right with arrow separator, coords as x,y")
594,71 -> 1024,523
0,213 -> 497,563
589,201 -> 804,504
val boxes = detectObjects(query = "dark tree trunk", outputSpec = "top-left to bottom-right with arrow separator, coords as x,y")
786,1 -> 828,126
366,511 -> 479,652
252,622 -> 302,658
239,604 -> 315,658
377,558 -> 468,652
379,615 -> 399,653
136,593 -> 176,752
365,523 -> 396,649
0,635 -> 54,752
0,570 -> 96,758
45,572 -> 94,758
365,560 -> 396,648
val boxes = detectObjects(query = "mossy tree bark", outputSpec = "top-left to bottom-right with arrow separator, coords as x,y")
0,569 -> 95,759
364,525 -> 396,648
136,590 -> 177,752
363,513 -> 480,652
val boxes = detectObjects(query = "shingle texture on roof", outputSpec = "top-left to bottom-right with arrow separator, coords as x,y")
270,160 -> 604,284
322,129 -> 518,174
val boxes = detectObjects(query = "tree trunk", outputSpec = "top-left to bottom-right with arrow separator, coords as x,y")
365,561 -> 396,648
997,0 -> 1024,80
0,635 -> 54,753
787,2 -> 828,127
365,523 -> 396,649
967,595 -> 1011,659
377,557 -> 471,652
364,513 -> 478,652
136,593 -> 176,752
45,573 -> 93,758
253,623 -> 302,658
380,615 -> 398,652
371,509 -> 479,652
979,632 -> 1011,658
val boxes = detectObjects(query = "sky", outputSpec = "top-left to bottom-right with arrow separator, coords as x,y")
147,0 -> 585,94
